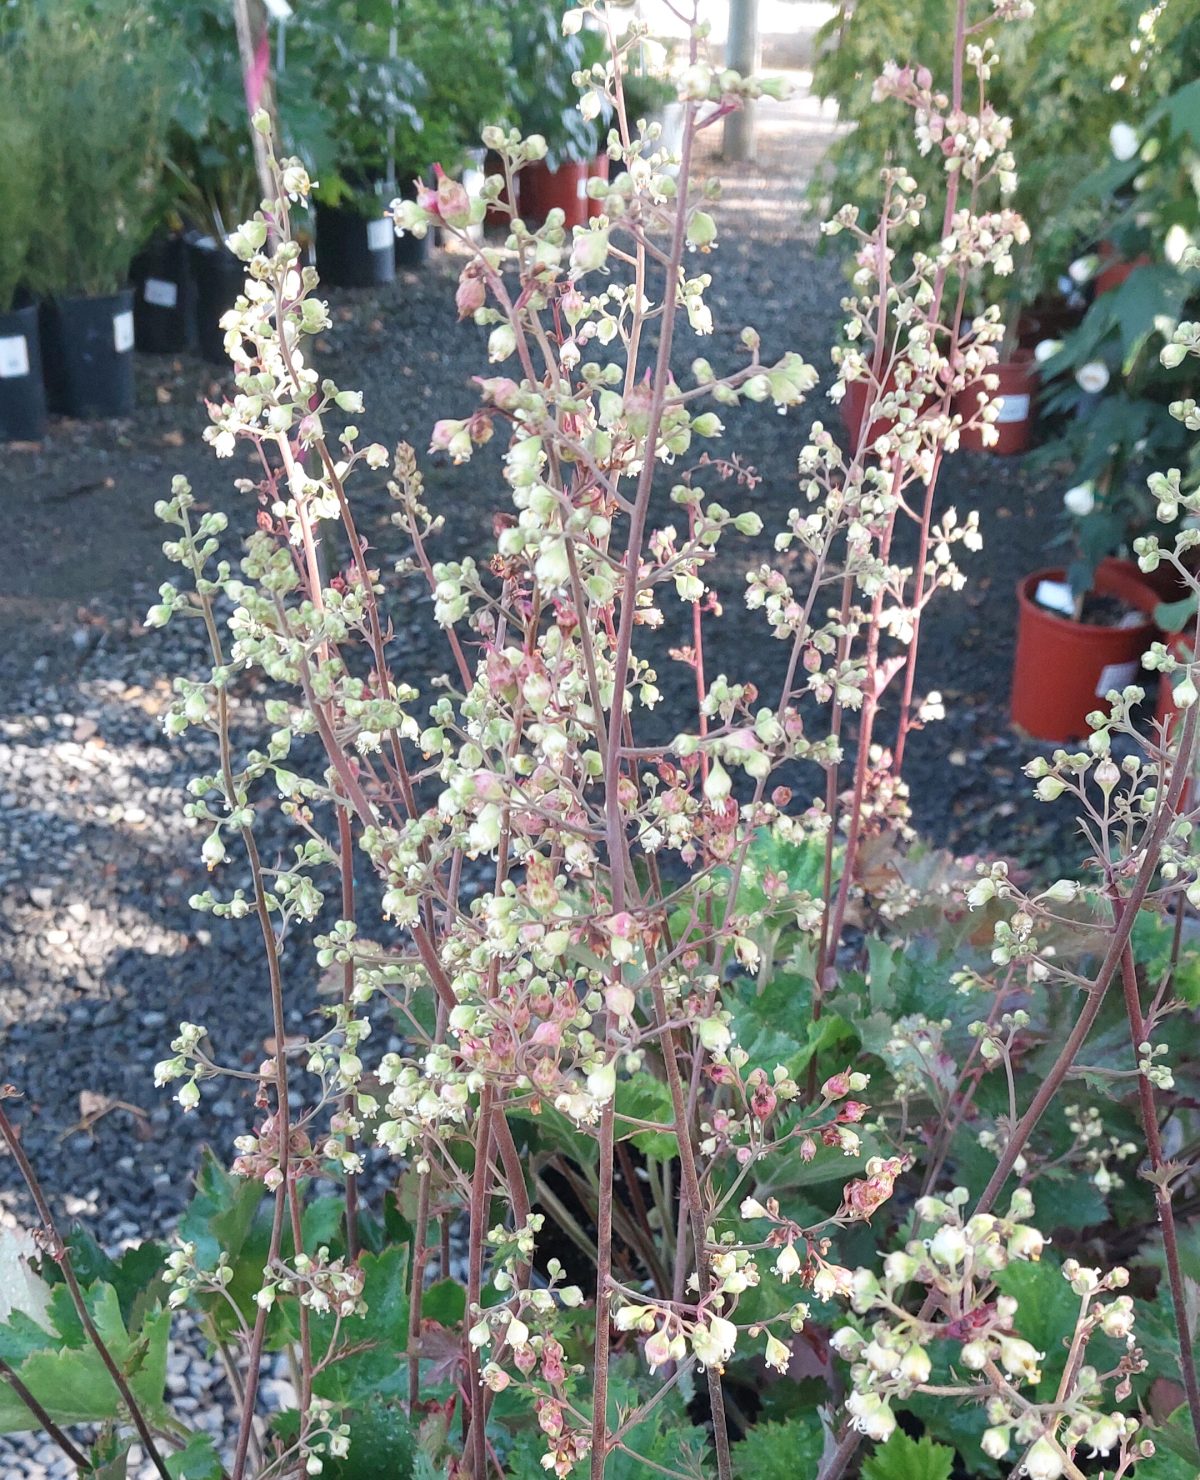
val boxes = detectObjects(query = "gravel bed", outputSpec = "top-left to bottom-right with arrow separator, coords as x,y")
0,81 -> 1085,1465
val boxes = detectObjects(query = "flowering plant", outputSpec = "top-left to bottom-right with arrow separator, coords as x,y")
1,3 -> 1199,1480
1037,57 -> 1200,590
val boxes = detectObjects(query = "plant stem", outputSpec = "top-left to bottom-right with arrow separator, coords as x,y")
1114,928 -> 1200,1449
0,1100 -> 172,1480
0,1355 -> 90,1469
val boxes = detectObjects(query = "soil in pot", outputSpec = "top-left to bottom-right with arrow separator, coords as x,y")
0,301 -> 47,441
39,288 -> 135,419
131,235 -> 193,355
1011,558 -> 1158,742
189,238 -> 246,366
315,203 -> 396,290
518,159 -> 590,230
957,351 -> 1036,455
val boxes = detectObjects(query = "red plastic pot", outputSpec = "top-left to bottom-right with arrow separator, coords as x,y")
1094,252 -> 1151,296
1011,559 -> 1159,741
518,159 -> 591,229
957,352 -> 1037,455
840,374 -> 905,454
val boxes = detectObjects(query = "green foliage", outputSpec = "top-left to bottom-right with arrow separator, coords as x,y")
0,1263 -> 170,1433
5,0 -> 180,297
0,41 -> 35,311
165,1432 -> 223,1480
388,0 -> 512,178
811,0 -> 1146,309
729,1415 -> 825,1478
498,0 -> 594,167
861,1429 -> 955,1480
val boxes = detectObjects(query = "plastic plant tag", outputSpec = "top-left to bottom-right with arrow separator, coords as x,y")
113,310 -> 135,353
143,277 -> 178,309
1096,660 -> 1138,697
0,335 -> 30,379
994,393 -> 1030,424
367,217 -> 393,252
577,175 -> 589,199
263,0 -> 292,15
1034,579 -> 1074,616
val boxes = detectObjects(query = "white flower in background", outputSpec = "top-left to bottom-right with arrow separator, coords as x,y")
1064,482 -> 1096,516
1109,122 -> 1138,161
1067,254 -> 1099,285
1034,338 -> 1063,364
1165,224 -> 1192,266
1076,361 -> 1111,394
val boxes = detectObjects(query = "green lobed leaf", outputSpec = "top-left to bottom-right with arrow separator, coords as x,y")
861,1429 -> 955,1480
730,1415 -> 825,1478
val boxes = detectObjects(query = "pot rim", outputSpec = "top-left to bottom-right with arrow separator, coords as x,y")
1016,563 -> 1158,640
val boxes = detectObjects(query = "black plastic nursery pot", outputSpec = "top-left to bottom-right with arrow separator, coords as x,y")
39,288 -> 135,419
131,235 -> 193,354
315,202 -> 396,289
0,302 -> 47,441
189,238 -> 246,366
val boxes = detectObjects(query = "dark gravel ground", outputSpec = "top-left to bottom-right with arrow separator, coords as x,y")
0,96 -> 1082,1253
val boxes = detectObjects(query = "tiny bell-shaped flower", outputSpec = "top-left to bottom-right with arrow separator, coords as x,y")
586,1060 -> 617,1102
764,1332 -> 791,1373
1023,1436 -> 1065,1480
928,1224 -> 969,1267
774,1242 -> 802,1282
644,1326 -> 673,1372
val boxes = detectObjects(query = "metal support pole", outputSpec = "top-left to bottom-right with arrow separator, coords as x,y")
723,0 -> 760,163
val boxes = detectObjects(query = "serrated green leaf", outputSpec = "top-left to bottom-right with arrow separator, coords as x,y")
420,1278 -> 465,1328
311,1244 -> 410,1406
165,1432 -> 223,1480
615,1072 -> 676,1160
730,1415 -> 824,1479
862,1430 -> 955,1480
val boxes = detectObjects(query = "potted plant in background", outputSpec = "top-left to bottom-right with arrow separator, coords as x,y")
500,0 -> 593,227
387,0 -> 512,266
298,0 -> 425,289
813,0 -> 1153,456
1011,555 -> 1160,741
12,1 -> 177,418
0,62 -> 44,442
1034,64 -> 1200,602
134,0 -> 258,358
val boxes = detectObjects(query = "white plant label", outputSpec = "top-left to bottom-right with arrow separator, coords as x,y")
113,310 -> 135,354
263,0 -> 292,15
994,393 -> 1030,424
367,218 -> 393,252
1034,579 -> 1074,616
1096,660 -> 1138,697
143,277 -> 178,309
577,175 -> 589,199
0,335 -> 30,379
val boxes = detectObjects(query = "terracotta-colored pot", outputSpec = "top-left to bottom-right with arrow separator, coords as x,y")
957,352 -> 1037,455
1095,253 -> 1152,296
518,159 -> 591,229
1016,298 -> 1083,349
1011,559 -> 1159,742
